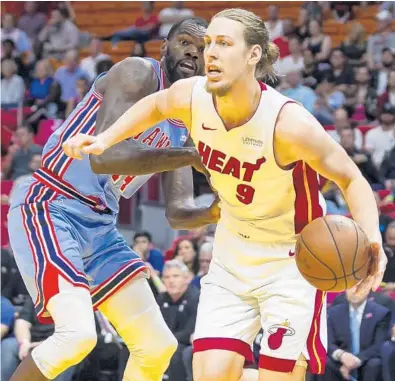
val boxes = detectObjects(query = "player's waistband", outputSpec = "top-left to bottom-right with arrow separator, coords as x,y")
33,167 -> 112,214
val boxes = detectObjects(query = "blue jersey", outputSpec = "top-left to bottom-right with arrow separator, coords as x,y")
19,59 -> 188,214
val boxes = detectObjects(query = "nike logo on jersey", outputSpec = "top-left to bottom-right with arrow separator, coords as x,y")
202,124 -> 217,131
288,249 -> 295,257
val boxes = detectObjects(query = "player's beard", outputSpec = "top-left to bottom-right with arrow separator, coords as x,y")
205,80 -> 232,97
164,52 -> 180,83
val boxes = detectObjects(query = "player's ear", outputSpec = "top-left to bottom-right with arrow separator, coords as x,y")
248,44 -> 262,66
160,39 -> 168,57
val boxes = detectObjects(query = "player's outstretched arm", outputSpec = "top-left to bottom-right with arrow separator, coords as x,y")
162,166 -> 220,230
63,58 -> 201,175
275,103 -> 386,293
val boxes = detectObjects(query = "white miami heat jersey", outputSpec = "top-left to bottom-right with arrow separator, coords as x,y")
190,77 -> 326,245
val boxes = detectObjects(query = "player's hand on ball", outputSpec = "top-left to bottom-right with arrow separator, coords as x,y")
63,134 -> 105,159
356,242 -> 387,295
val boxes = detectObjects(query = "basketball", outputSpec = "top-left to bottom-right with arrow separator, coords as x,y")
295,215 -> 371,292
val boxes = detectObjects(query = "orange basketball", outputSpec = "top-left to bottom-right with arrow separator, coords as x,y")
295,215 -> 371,292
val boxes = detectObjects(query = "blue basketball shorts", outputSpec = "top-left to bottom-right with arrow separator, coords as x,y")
8,196 -> 148,324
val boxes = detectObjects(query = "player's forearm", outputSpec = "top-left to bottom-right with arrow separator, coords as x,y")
98,93 -> 166,151
342,175 -> 382,244
90,144 -> 199,175
166,204 -> 218,230
14,320 -> 32,343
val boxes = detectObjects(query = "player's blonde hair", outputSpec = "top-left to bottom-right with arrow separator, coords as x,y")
212,8 -> 279,80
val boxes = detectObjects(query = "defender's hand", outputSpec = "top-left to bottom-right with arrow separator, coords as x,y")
63,134 -> 105,159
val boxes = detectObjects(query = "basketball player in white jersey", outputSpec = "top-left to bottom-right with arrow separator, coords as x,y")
64,8 -> 387,381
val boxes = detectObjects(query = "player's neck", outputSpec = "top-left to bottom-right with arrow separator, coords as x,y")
213,79 -> 261,130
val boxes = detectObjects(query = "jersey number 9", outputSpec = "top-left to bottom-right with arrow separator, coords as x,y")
236,184 -> 255,205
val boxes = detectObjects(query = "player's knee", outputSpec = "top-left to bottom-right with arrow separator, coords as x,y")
53,322 -> 97,364
195,365 -> 239,381
145,329 -> 177,366
194,354 -> 243,381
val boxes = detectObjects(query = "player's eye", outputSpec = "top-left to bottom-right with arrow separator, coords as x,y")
180,40 -> 188,46
219,40 -> 228,47
199,46 -> 205,53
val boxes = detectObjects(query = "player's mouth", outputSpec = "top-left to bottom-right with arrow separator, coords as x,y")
206,64 -> 222,80
179,60 -> 196,75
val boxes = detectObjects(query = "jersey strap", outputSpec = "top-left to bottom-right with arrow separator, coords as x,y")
33,168 -> 111,214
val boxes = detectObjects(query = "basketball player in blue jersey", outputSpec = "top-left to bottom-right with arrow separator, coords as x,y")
8,18 -> 218,381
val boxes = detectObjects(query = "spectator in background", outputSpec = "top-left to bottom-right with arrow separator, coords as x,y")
27,59 -> 61,120
296,7 -> 310,41
65,75 -> 90,117
378,69 -> 395,117
159,260 -> 199,381
1,247 -> 28,305
367,10 -> 395,70
302,1 -> 323,22
1,296 -> 15,340
272,19 -> 295,60
303,19 -> 332,67
381,319 -> 395,381
376,48 -> 394,96
383,222 -> 395,285
54,49 -> 89,105
80,38 -> 110,82
324,285 -> 391,381
130,42 -> 146,58
326,48 -> 355,93
173,239 -> 199,276
38,8 -> 79,60
348,66 -> 377,123
340,22 -> 367,67
327,108 -> 363,149
374,192 -> 393,240
158,2 -> 194,39
191,242 -> 213,290
102,2 -> 159,46
330,2 -> 355,23
365,103 -> 395,169
276,36 -> 304,76
1,296 -> 74,381
339,127 -> 384,188
280,70 -> 317,113
96,58 -> 114,76
301,48 -> 323,89
381,146 -> 395,183
1,39 -> 31,81
5,124 -> 42,180
314,74 -> 346,124
1,13 -> 31,56
264,5 -> 283,40
17,2 -> 46,42
132,231 -> 164,275
8,154 -> 42,205
57,1 -> 76,24
1,59 -> 25,107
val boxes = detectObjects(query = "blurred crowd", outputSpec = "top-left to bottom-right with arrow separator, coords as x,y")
1,1 -> 395,381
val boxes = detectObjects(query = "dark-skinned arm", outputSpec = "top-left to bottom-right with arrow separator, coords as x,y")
89,57 -> 200,176
162,166 -> 219,230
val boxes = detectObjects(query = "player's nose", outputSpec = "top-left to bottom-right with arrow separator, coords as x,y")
185,45 -> 198,60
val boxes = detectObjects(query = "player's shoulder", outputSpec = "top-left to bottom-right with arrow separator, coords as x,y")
275,101 -> 323,142
100,57 -> 158,94
167,76 -> 200,107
